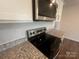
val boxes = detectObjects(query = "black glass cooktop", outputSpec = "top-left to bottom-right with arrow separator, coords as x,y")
28,32 -> 61,59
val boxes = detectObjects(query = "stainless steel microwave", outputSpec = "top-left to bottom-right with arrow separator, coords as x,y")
32,0 -> 58,21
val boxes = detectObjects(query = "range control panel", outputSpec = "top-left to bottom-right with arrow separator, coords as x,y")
27,27 -> 46,38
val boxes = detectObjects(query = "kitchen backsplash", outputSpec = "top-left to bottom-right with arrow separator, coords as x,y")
0,21 -> 55,52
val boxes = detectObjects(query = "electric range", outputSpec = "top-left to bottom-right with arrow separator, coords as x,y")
27,27 -> 62,59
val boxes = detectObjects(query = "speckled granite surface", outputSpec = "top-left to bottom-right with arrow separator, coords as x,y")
47,29 -> 64,41
0,41 -> 48,59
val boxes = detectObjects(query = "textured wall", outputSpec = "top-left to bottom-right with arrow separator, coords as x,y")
0,22 -> 55,45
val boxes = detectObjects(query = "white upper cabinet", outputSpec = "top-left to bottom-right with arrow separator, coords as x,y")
0,0 -> 33,23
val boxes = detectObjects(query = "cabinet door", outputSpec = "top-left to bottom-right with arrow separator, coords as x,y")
0,0 -> 33,23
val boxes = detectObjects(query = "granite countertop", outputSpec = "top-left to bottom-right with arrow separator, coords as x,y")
0,41 -> 48,59
47,29 -> 64,41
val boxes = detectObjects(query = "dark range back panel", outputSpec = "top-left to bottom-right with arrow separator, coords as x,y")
38,0 -> 57,18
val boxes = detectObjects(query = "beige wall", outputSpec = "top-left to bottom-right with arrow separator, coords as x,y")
60,5 -> 79,42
